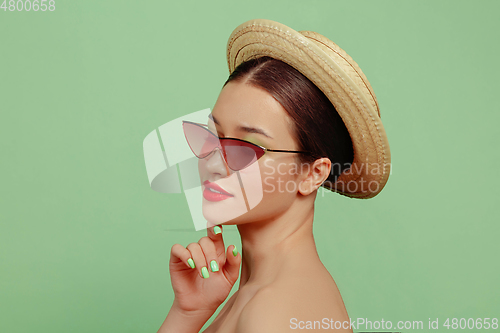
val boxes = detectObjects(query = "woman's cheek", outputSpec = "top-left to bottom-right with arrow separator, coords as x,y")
234,161 -> 264,209
263,175 -> 276,194
261,158 -> 276,176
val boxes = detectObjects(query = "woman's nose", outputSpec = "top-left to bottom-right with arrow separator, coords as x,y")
204,147 -> 230,176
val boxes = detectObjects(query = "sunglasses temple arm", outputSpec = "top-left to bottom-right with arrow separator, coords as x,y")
236,171 -> 251,212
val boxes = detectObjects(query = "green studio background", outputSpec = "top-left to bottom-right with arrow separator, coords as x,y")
1,0 -> 499,332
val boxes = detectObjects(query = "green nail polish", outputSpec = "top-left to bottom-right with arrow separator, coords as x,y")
201,266 -> 209,279
210,260 -> 219,272
213,226 -> 222,235
232,245 -> 238,257
187,258 -> 195,269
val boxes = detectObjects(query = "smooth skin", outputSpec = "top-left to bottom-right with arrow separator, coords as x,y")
157,81 -> 352,333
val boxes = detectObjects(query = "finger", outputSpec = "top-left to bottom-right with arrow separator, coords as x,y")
222,245 -> 241,285
170,243 -> 196,270
186,242 -> 208,279
206,224 -> 225,258
199,236 -> 219,274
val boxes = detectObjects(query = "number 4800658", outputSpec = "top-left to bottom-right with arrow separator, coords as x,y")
1,0 -> 56,11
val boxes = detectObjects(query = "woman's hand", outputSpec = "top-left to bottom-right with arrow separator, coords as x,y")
169,225 -> 241,314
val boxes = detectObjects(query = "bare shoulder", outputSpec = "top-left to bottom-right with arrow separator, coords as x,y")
235,273 -> 352,333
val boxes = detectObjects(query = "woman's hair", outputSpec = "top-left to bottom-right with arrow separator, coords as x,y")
223,56 -> 354,185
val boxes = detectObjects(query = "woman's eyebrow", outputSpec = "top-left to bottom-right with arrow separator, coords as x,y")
208,113 -> 273,139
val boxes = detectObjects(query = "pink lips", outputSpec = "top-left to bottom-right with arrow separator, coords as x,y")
203,180 -> 234,202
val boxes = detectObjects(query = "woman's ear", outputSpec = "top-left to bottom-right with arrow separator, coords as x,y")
298,157 -> 331,195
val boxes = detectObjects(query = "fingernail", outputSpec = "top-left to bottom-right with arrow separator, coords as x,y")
187,258 -> 195,269
213,226 -> 222,235
201,266 -> 209,279
210,260 -> 219,272
232,245 -> 238,257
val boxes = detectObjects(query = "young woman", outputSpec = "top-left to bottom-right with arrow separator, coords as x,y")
157,19 -> 391,333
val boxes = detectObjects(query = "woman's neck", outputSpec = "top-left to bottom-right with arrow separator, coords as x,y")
236,195 -> 319,288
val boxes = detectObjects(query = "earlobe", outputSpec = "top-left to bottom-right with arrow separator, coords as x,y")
298,179 -> 315,196
298,158 -> 331,195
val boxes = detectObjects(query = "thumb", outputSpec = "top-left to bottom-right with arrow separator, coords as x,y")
222,245 -> 241,285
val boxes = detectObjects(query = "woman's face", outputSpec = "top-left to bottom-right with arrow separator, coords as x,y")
200,80 -> 308,227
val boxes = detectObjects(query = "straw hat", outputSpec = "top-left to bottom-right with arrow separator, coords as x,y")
226,19 -> 391,199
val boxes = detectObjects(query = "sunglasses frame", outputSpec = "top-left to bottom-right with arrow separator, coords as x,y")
182,120 -> 316,171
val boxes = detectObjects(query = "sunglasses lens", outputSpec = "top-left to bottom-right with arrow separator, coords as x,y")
182,121 -> 265,171
223,140 -> 264,171
182,122 -> 219,158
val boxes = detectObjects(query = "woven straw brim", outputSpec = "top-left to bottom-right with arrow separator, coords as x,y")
226,19 -> 391,199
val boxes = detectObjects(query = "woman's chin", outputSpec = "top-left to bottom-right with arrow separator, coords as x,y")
202,196 -> 249,226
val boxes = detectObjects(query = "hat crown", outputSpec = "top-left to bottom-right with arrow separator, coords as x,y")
298,30 -> 380,118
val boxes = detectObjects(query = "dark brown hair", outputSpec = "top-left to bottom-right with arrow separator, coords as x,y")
224,56 -> 354,185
